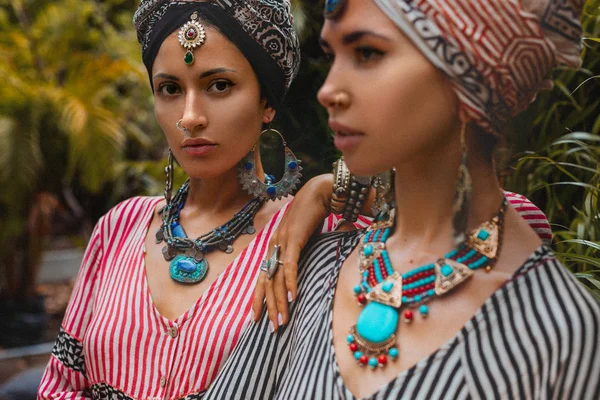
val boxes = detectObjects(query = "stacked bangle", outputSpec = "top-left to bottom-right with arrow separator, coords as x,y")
331,158 -> 350,214
342,175 -> 370,222
330,158 -> 371,222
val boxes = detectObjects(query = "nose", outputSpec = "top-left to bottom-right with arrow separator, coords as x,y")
180,91 -> 208,132
317,66 -> 350,111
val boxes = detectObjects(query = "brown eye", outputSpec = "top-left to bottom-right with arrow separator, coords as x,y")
158,83 -> 180,96
356,46 -> 384,64
208,80 -> 234,93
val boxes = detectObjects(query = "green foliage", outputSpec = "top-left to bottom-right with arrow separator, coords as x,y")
0,0 -> 599,301
0,0 -> 159,295
507,0 -> 600,297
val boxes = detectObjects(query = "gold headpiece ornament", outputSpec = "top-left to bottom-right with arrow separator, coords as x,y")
177,12 -> 206,65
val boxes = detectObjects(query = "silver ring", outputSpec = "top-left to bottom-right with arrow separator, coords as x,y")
261,245 -> 283,280
176,119 -> 188,132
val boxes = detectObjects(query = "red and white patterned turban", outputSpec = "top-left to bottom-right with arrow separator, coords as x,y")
374,0 -> 584,136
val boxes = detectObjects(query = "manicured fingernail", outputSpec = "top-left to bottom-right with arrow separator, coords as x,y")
250,309 -> 255,321
287,291 -> 293,302
268,321 -> 275,333
278,313 -> 284,326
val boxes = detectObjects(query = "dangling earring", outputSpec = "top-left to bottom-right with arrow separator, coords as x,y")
452,122 -> 472,245
371,169 -> 395,217
164,148 -> 174,204
238,128 -> 302,201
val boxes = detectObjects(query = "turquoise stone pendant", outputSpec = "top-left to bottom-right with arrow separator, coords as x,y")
169,254 -> 208,284
356,302 -> 399,343
348,301 -> 399,369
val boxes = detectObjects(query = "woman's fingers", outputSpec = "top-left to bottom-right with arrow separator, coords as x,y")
252,175 -> 337,331
282,243 -> 300,302
273,264 -> 289,325
263,274 -> 280,332
252,272 -> 267,321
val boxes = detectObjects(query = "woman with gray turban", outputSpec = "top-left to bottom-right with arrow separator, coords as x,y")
37,1 -> 313,398
203,0 -> 600,399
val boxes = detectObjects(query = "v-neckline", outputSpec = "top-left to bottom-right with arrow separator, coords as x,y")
140,197 -> 271,326
327,232 -> 551,400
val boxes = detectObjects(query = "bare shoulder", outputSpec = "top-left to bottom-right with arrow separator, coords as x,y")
254,196 -> 293,226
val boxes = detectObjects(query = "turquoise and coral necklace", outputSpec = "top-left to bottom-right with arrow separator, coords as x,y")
347,198 -> 507,369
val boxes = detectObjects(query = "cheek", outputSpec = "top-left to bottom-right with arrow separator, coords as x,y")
154,100 -> 180,140
368,61 -> 458,156
216,93 -> 264,141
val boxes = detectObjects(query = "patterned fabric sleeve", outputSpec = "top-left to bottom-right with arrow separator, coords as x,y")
321,213 -> 372,233
38,217 -> 104,399
504,191 -> 553,245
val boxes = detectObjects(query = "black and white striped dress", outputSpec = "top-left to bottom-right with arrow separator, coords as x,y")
204,231 -> 600,400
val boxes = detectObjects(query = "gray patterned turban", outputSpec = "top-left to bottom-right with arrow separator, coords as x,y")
372,0 -> 584,136
134,0 -> 301,108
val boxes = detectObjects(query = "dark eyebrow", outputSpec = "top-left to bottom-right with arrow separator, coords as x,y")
199,67 -> 236,78
342,30 -> 392,44
152,68 -> 236,81
319,30 -> 392,48
153,73 -> 179,81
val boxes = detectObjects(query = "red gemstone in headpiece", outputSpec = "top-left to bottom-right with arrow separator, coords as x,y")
186,29 -> 196,39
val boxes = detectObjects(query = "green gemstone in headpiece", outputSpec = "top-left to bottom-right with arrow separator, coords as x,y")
184,51 -> 194,65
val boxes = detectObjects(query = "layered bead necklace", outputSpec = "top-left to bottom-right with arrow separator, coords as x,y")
347,198 -> 507,369
156,180 -> 263,284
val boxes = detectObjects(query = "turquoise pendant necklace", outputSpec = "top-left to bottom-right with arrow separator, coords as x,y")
156,180 -> 263,284
347,199 -> 507,369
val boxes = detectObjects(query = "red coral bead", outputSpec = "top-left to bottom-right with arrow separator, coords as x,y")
404,310 -> 414,321
357,294 -> 367,304
359,355 -> 368,365
349,343 -> 358,352
378,355 -> 387,365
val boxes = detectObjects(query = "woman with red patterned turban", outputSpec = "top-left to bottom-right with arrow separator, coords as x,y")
204,1 -> 600,399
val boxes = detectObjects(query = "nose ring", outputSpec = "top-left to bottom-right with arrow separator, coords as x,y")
176,119 -> 188,132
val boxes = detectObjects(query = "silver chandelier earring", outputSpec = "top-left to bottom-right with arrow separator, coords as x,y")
164,148 -> 174,204
238,128 -> 302,201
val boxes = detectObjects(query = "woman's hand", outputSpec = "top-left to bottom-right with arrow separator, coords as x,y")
252,174 -> 334,332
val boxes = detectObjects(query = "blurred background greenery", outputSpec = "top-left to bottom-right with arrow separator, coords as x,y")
0,0 -> 598,348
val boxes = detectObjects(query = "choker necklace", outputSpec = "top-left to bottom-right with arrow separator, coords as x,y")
156,180 -> 264,284
347,198 -> 507,369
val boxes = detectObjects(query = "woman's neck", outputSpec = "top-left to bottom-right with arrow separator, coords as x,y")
387,133 -> 504,258
184,167 -> 255,216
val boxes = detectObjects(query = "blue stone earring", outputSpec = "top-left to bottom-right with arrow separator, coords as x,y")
238,128 -> 302,201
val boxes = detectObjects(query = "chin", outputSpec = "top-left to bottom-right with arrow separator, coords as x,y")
343,155 -> 391,178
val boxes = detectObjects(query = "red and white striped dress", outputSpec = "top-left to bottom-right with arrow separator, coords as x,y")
38,192 -> 550,399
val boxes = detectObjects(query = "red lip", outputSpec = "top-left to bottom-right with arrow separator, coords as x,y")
328,121 -> 364,137
182,137 -> 216,147
182,137 -> 217,156
329,121 -> 364,152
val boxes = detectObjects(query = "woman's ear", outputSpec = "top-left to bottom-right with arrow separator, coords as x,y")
262,102 -> 276,124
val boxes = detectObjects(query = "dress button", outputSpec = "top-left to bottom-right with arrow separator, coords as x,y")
160,376 -> 167,387
168,326 -> 178,338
